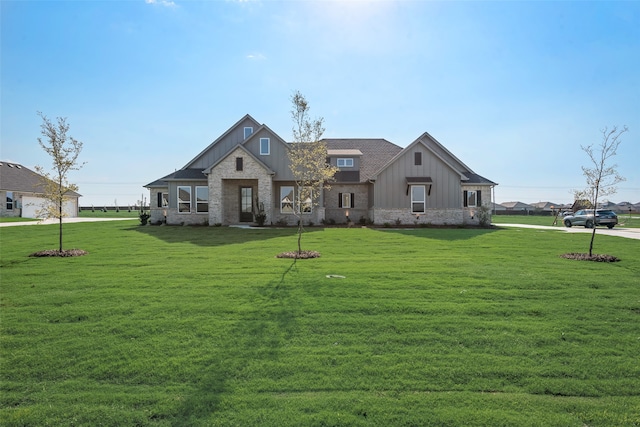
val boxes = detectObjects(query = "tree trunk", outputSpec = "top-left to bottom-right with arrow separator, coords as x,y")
59,203 -> 63,252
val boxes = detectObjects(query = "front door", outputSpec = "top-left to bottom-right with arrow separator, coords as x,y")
239,187 -> 253,222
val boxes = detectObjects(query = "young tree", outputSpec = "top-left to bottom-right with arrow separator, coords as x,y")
288,91 -> 339,256
574,125 -> 627,257
34,112 -> 86,253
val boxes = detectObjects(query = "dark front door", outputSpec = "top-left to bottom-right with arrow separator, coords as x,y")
240,187 -> 253,222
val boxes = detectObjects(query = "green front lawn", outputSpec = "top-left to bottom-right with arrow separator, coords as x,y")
1,223 -> 639,426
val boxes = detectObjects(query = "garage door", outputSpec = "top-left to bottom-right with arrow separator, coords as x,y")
21,196 -> 78,219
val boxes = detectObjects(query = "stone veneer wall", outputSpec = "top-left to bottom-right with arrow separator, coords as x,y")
324,185 -> 369,224
372,208 -> 465,226
0,191 -> 20,217
148,188 -> 167,224
207,148 -> 273,225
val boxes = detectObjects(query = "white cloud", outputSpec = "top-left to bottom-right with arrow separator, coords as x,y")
246,53 -> 267,61
145,0 -> 177,8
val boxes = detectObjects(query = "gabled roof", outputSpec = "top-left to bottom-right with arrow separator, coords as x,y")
0,161 -> 81,196
144,169 -> 206,188
531,201 -> 560,209
501,201 -> 534,209
204,145 -> 275,175
323,139 -> 402,182
183,114 -> 260,170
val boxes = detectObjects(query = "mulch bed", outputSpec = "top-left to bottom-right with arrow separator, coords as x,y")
560,253 -> 620,262
29,249 -> 88,257
276,250 -> 321,259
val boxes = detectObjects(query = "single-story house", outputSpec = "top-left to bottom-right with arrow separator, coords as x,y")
145,115 -> 496,226
500,201 -> 535,212
531,201 -> 561,212
0,161 -> 81,218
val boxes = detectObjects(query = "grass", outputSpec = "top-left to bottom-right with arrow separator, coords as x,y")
493,214 -> 640,228
0,217 -> 38,223
1,222 -> 639,426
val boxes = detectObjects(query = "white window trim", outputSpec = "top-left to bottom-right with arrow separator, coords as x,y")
299,187 -> 313,214
177,186 -> 192,213
411,185 -> 426,213
195,186 -> 208,213
337,158 -> 354,167
244,127 -> 253,139
6,191 -> 14,210
260,138 -> 270,155
280,186 -> 294,214
341,193 -> 351,209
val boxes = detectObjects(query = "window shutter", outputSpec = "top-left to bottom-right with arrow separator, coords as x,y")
477,190 -> 482,206
350,193 -> 355,208
463,191 -> 468,207
157,192 -> 163,208
338,193 -> 343,208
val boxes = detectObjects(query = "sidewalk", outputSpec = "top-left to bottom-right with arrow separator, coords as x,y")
0,217 -> 136,227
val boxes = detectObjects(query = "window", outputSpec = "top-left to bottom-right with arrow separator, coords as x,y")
299,187 -> 313,213
280,186 -> 312,214
6,191 -> 13,210
415,152 -> 422,166
463,190 -> 481,207
337,158 -> 354,167
260,138 -> 270,155
338,192 -> 355,208
157,192 -> 168,208
196,186 -> 208,213
411,185 -> 426,213
236,157 -> 243,171
178,186 -> 191,213
244,127 -> 253,139
280,186 -> 294,214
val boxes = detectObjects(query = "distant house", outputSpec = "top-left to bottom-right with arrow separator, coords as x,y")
0,161 -> 81,218
145,114 -> 497,226
500,201 -> 534,212
531,201 -> 560,212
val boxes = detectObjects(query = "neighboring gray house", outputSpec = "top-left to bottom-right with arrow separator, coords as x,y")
500,201 -> 535,212
145,115 -> 496,226
531,201 -> 561,212
0,161 -> 80,218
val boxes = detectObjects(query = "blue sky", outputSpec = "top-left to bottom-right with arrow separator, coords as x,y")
2,0 -> 639,207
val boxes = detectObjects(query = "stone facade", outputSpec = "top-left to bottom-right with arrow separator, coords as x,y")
0,191 -> 20,218
324,185 -> 369,224
207,148 -> 273,225
148,188 -> 168,224
372,208 -> 464,226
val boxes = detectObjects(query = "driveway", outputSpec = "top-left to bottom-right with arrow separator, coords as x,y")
496,223 -> 640,240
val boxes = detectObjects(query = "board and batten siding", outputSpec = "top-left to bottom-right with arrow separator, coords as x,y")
188,117 -> 260,170
374,145 -> 462,209
241,128 -> 295,181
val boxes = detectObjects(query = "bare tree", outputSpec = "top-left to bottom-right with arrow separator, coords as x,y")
574,125 -> 627,257
288,91 -> 339,256
35,112 -> 86,253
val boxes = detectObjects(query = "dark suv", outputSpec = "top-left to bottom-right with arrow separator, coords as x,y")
563,209 -> 618,229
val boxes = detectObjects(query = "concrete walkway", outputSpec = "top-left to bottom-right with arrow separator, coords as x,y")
496,223 -> 640,240
0,217 -> 136,227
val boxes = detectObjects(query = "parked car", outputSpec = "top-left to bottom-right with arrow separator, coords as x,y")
563,209 -> 618,229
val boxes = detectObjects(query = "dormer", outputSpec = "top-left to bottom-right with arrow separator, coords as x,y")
328,149 -> 362,182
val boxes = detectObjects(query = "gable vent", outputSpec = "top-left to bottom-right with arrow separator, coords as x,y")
8,164 -> 14,168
